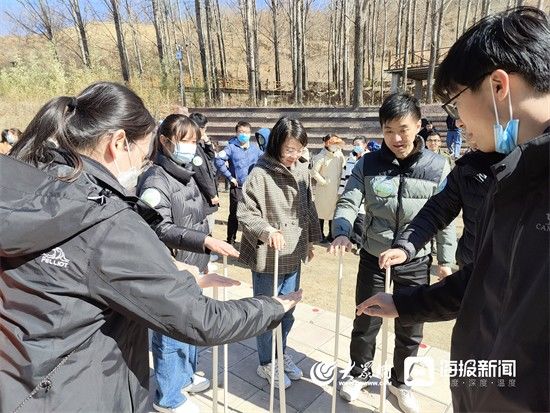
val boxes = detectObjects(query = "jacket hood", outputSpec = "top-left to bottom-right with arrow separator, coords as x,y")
0,154 -> 152,257
255,128 -> 271,151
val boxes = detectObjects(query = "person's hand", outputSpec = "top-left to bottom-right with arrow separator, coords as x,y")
356,293 -> 398,318
197,272 -> 241,289
327,235 -> 352,255
378,248 -> 407,269
211,196 -> 220,205
307,244 -> 315,262
230,178 -> 238,188
268,231 -> 286,251
274,289 -> 303,312
173,260 -> 200,278
204,236 -> 240,257
437,265 -> 453,280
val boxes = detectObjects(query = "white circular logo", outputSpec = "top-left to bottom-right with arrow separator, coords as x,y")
309,361 -> 336,387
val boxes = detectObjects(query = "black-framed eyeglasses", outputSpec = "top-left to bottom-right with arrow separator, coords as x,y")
441,72 -> 493,120
441,86 -> 470,120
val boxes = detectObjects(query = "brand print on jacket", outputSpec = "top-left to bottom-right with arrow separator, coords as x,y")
41,247 -> 70,268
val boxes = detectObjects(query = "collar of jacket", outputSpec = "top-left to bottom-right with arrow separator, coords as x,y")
155,152 -> 195,185
229,137 -> 251,150
258,153 -> 305,176
455,150 -> 506,176
379,135 -> 425,168
491,131 -> 549,194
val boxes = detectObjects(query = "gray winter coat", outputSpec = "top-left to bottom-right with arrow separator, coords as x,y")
0,153 -> 284,413
333,137 -> 457,265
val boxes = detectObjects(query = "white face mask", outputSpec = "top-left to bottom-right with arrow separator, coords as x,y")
114,138 -> 143,190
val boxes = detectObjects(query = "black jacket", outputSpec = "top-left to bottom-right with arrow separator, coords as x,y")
394,150 -> 505,267
192,141 -> 219,215
394,132 -> 550,412
0,153 -> 284,413
137,152 -> 210,271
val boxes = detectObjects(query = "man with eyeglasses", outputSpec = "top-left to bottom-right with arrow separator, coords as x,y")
358,7 -> 550,412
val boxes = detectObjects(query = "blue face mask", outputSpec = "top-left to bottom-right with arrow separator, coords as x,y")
237,133 -> 250,144
353,145 -> 364,154
490,83 -> 519,154
171,141 -> 197,164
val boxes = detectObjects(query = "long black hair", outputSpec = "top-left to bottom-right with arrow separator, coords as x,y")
10,82 -> 156,181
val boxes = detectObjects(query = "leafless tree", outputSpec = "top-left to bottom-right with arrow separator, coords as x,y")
66,0 -> 91,67
352,0 -> 366,107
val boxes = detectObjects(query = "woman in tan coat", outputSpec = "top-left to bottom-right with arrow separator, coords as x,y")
311,134 -> 345,242
238,117 -> 321,390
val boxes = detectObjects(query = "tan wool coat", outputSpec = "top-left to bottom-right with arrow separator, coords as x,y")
311,148 -> 345,220
238,154 -> 321,274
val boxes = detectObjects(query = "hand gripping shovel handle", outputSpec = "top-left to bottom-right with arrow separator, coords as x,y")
331,251 -> 345,413
379,266 -> 391,413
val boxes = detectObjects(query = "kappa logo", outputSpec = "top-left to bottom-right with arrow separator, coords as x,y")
41,247 -> 70,268
536,213 -> 550,232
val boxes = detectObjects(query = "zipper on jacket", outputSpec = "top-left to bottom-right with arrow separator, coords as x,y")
392,174 -> 406,245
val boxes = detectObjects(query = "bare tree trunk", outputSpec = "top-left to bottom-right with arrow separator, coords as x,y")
463,0 -> 471,33
301,0 -> 308,94
380,0 -> 388,103
296,0 -> 304,104
108,0 -> 130,82
481,0 -> 490,17
395,0 -> 403,58
68,0 -> 91,67
270,0 -> 281,88
426,0 -> 438,103
455,0 -> 461,40
253,2 -> 261,99
240,0 -> 258,104
152,0 -> 167,84
214,0 -> 228,84
352,0 -> 366,108
370,0 -> 380,105
205,0 -> 219,100
435,0 -> 444,63
342,0 -> 350,105
410,0 -> 417,64
124,0 -> 143,76
328,2 -> 334,103
537,0 -> 544,10
402,0 -> 412,91
195,0 -> 212,102
420,0 -> 430,62
472,0 -> 479,24
364,1 -> 372,81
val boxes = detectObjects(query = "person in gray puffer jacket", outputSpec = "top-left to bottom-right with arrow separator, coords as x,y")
330,93 -> 456,413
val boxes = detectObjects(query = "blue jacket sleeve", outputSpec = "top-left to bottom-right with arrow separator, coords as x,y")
214,144 -> 233,181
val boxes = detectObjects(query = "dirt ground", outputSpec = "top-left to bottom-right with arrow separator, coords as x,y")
209,189 -> 458,352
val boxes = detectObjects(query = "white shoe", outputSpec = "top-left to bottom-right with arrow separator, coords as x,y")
153,398 -> 200,413
257,363 -> 291,389
388,384 -> 420,413
283,354 -> 303,380
182,374 -> 210,393
207,262 -> 218,273
339,374 -> 371,402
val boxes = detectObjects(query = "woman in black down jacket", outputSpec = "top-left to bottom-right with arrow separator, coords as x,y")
137,114 -> 241,413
